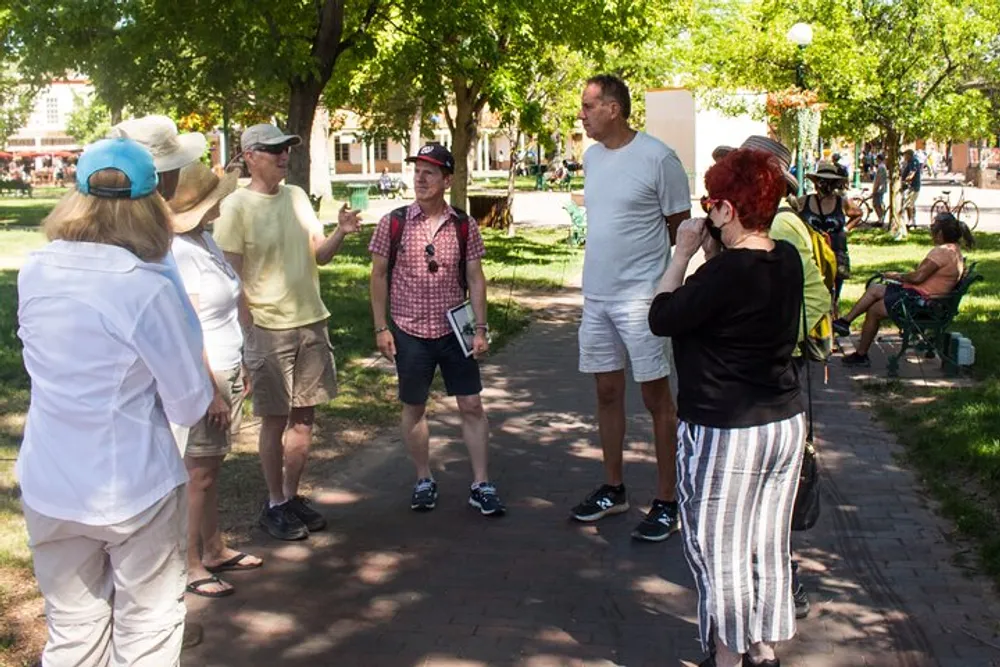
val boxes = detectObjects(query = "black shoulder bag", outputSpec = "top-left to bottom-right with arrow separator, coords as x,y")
792,267 -> 822,532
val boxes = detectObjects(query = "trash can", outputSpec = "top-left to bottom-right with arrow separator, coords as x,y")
347,183 -> 370,211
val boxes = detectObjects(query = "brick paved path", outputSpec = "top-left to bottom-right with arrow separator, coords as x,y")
183,289 -> 1000,667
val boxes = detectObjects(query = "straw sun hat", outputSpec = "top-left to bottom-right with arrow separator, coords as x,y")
711,135 -> 799,192
806,161 -> 848,183
169,162 -> 238,234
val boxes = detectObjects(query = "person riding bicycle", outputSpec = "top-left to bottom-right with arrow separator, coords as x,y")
799,161 -> 861,318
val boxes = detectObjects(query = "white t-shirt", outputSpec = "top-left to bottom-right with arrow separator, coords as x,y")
16,241 -> 212,525
172,232 -> 244,370
582,132 -> 691,300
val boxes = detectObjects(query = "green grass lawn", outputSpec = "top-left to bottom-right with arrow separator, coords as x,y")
842,227 -> 1000,580
0,220 -> 582,664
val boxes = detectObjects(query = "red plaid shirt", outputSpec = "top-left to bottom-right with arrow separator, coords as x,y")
370,203 -> 486,339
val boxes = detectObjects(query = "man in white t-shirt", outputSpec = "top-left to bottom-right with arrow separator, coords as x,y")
570,74 -> 691,543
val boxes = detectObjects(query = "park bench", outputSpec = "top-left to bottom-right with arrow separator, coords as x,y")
867,262 -> 983,376
562,201 -> 586,246
0,179 -> 32,198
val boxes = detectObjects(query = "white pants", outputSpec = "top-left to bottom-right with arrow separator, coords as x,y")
24,485 -> 188,667
578,297 -> 672,382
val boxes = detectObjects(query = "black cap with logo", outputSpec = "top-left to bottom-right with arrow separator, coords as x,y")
405,143 -> 455,173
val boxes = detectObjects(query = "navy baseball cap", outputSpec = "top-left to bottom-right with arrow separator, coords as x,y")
405,144 -> 454,173
77,138 -> 159,199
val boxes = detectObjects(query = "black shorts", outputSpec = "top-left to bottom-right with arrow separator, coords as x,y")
884,283 -> 924,311
393,327 -> 482,405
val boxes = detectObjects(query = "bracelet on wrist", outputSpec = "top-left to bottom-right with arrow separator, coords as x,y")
374,326 -> 389,334
475,324 -> 489,331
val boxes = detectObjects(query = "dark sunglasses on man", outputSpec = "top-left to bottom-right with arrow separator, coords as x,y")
252,143 -> 291,155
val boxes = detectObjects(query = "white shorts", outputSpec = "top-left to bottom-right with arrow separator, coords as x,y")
578,298 -> 672,383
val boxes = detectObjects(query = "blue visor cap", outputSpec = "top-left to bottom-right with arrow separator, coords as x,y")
77,138 -> 159,199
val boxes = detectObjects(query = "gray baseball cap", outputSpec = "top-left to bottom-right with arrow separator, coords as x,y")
240,124 -> 302,151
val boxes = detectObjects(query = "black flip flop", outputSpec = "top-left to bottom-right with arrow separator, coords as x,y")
185,575 -> 234,598
205,552 -> 263,573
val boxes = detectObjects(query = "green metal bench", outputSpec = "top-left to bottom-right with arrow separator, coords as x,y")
563,202 -> 587,247
867,262 -> 983,376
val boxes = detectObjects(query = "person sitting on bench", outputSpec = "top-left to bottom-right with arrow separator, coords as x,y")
834,212 -> 973,367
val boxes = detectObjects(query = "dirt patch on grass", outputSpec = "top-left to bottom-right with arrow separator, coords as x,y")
0,567 -> 44,667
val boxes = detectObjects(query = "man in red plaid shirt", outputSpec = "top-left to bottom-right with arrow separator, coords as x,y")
369,144 -> 505,517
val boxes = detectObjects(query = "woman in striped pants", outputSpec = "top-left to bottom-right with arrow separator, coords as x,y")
648,148 -> 806,667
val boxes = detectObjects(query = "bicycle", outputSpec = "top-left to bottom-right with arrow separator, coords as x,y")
928,182 -> 979,230
849,187 -> 879,226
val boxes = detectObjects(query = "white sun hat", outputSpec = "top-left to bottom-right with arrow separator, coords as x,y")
108,115 -> 207,173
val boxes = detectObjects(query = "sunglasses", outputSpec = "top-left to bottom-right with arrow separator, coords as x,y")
252,144 -> 291,155
700,195 -> 724,215
425,243 -> 438,273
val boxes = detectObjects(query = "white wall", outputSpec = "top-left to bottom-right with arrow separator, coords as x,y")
644,89 -> 768,196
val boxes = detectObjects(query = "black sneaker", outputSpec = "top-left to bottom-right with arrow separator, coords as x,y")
258,501 -> 308,540
841,352 -> 871,367
570,484 -> 629,522
286,495 -> 327,532
631,499 -> 681,542
832,318 -> 851,337
411,478 -> 438,511
469,482 -> 506,516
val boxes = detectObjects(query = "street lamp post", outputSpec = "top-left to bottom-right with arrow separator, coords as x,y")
787,22 -> 813,197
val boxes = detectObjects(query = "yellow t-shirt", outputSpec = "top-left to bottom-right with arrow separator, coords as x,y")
213,184 -> 329,330
769,210 -> 832,335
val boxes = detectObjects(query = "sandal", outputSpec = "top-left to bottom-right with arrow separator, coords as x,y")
204,551 -> 262,573
185,575 -> 234,598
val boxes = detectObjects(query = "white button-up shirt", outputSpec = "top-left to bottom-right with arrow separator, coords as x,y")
16,240 -> 213,525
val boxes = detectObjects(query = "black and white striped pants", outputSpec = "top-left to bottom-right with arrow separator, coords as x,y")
676,414 -> 806,654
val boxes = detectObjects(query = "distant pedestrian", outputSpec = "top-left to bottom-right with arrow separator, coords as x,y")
369,144 -> 504,516
649,148 -> 806,667
572,74 -> 691,542
17,138 -> 213,666
214,124 -> 361,541
901,148 -> 922,228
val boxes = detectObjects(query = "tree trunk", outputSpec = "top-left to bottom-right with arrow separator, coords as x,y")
408,100 -> 423,158
885,126 -> 906,239
506,129 -> 521,237
110,105 -> 123,126
450,82 -> 482,212
286,78 -> 323,190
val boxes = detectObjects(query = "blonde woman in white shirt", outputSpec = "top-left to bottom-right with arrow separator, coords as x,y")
169,163 -> 263,598
16,138 -> 213,666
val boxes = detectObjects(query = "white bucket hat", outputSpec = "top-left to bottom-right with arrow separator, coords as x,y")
108,115 -> 207,173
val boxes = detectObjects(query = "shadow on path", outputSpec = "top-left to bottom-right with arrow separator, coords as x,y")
184,289 -> 1000,667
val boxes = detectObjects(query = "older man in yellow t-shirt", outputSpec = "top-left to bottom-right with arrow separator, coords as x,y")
215,124 -> 360,542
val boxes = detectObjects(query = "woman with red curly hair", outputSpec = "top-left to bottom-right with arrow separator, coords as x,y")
648,149 -> 806,667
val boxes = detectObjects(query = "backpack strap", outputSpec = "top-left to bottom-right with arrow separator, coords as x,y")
387,206 -> 409,295
452,207 -> 470,295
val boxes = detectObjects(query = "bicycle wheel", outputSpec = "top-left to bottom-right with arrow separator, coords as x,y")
929,200 -> 949,226
956,201 -> 979,230
859,199 -> 872,225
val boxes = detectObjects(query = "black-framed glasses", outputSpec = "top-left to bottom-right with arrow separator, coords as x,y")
252,144 -> 291,155
425,243 -> 438,273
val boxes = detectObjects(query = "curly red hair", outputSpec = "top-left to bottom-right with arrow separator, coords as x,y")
704,149 -> 785,231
